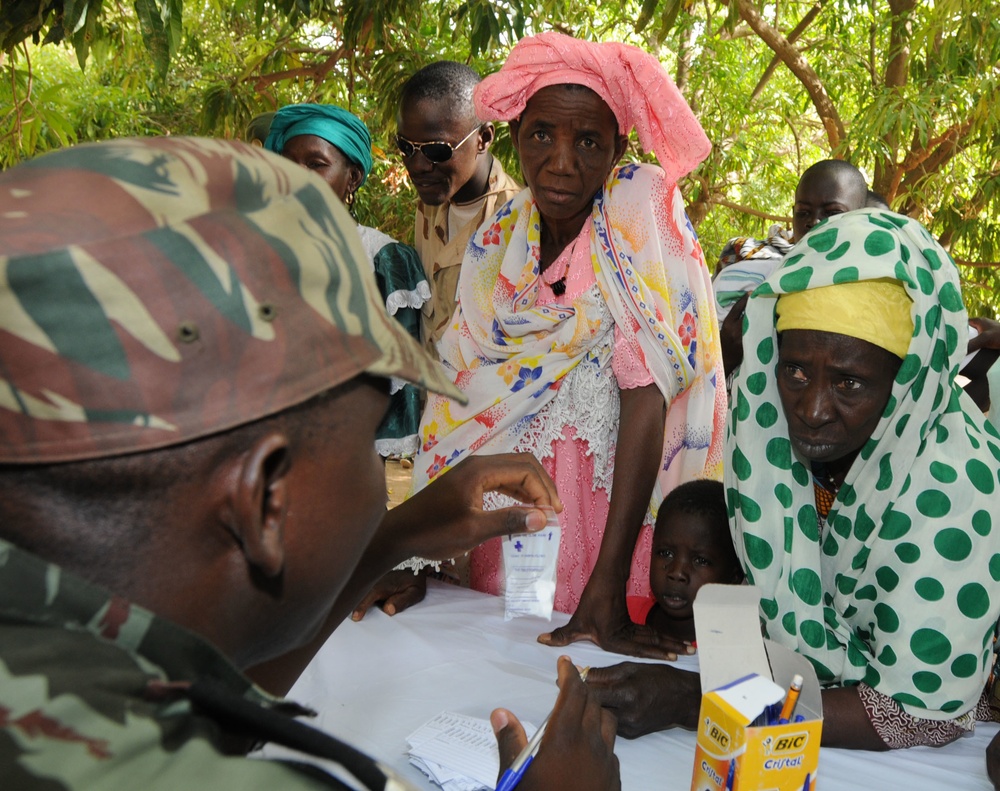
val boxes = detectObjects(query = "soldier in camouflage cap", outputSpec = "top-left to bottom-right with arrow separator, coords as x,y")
0,135 -> 457,462
0,138 -> 619,791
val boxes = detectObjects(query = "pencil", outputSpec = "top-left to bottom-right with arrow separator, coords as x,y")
777,673 -> 804,724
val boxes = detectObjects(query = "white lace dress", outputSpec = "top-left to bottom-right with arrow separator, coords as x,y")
469,275 -> 657,613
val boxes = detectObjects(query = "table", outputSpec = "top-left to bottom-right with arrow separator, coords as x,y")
269,580 -> 998,790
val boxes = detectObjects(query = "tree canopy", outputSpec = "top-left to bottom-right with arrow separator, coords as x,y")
2,0 -> 997,314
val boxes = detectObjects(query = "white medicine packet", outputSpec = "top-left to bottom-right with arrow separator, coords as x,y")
501,506 -> 561,621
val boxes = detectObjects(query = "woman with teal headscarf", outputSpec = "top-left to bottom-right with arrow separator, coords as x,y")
267,103 -> 430,458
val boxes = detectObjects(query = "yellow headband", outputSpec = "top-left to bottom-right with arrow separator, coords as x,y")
775,278 -> 914,359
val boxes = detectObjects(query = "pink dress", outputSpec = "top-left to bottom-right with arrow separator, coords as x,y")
627,593 -> 658,625
469,219 -> 655,613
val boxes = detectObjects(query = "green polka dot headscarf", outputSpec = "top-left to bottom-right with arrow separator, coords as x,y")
726,208 -> 1000,720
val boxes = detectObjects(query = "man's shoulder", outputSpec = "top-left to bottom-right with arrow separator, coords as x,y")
0,617 -> 346,789
489,158 -> 522,200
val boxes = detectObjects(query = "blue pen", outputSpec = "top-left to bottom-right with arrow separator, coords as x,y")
725,758 -> 736,790
495,667 -> 589,791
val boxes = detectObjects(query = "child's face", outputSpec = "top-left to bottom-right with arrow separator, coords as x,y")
649,511 -> 742,622
793,169 -> 867,242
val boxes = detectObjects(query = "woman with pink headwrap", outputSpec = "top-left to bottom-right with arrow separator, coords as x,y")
372,33 -> 725,659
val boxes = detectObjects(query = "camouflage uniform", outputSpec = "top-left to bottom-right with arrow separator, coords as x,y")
0,537 -> 399,789
0,138 -> 451,789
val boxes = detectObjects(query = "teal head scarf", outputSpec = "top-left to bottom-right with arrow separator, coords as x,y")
265,103 -> 373,186
727,208 -> 1000,722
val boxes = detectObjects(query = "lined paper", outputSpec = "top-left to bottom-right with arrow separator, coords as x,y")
406,711 -> 536,791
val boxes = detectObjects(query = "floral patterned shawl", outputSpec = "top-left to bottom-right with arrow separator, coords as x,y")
411,163 -> 725,515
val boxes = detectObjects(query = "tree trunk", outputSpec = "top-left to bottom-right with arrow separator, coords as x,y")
873,0 -> 917,196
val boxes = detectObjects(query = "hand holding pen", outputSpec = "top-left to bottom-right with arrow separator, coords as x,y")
496,666 -> 592,791
491,656 -> 620,791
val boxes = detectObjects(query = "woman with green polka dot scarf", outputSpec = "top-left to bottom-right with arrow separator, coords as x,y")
727,208 -> 1000,748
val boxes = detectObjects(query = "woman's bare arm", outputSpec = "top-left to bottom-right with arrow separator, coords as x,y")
540,383 -> 689,659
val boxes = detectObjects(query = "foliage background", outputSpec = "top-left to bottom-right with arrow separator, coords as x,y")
2,0 -> 997,315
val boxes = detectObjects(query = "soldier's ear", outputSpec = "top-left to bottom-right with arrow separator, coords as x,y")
220,431 -> 291,578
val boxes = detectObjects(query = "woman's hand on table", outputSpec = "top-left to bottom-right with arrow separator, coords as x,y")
491,656 -> 620,791
539,382 -> 676,659
586,662 -> 702,739
537,576 -> 693,660
351,569 -> 427,621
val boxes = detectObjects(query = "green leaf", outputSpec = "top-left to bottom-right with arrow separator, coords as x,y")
723,0 -> 740,34
635,0 -> 659,33
164,0 -> 182,54
41,21 -> 65,45
133,0 -> 170,79
72,29 -> 90,70
657,0 -> 682,37
63,0 -> 88,35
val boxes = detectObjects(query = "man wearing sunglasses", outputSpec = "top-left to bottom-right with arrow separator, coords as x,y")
398,61 -> 521,358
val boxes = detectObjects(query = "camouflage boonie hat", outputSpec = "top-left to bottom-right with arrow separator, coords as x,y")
0,137 -> 462,463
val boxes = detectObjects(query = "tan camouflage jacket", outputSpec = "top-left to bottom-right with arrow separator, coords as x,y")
414,157 -> 522,357
0,538 -> 394,790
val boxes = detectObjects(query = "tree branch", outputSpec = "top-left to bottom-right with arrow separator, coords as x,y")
899,118 -> 974,174
952,259 -> 1000,269
889,117 -> 974,203
748,0 -> 828,104
248,47 -> 346,92
884,0 -> 917,88
896,133 -> 973,209
712,196 -> 792,224
736,0 -> 844,150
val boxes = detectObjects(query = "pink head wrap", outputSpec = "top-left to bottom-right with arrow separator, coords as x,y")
474,32 -> 711,185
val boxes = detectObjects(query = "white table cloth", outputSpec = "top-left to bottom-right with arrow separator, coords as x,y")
272,580 -> 998,790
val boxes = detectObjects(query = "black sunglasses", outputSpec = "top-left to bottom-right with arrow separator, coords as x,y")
395,125 -> 481,163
